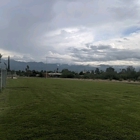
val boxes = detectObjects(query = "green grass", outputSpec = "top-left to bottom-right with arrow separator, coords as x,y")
0,78 -> 140,140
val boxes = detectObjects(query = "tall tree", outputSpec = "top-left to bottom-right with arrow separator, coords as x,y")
95,68 -> 100,74
26,65 -> 30,77
106,67 -> 114,73
8,56 -> 10,71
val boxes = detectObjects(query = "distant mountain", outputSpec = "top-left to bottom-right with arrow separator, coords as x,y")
2,59 -> 140,72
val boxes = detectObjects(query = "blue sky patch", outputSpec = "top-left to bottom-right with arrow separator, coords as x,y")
122,26 -> 140,36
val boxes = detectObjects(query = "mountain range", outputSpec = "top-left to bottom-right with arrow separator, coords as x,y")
2,59 -> 140,72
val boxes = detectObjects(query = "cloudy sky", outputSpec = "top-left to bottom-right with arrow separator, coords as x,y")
1,0 -> 140,66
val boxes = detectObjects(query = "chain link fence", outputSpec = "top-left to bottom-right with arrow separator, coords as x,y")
0,69 -> 7,91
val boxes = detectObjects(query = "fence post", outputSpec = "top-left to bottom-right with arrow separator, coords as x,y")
0,69 -> 7,92
0,67 -> 2,92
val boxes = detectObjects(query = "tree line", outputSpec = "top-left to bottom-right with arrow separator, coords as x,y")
61,66 -> 140,81
11,65 -> 140,81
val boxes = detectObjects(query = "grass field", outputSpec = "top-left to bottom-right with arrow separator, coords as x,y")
0,78 -> 140,140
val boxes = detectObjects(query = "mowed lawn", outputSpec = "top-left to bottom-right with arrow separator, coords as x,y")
0,78 -> 140,140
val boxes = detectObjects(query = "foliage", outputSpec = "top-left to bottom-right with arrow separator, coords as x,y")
12,66 -> 140,81
61,69 -> 75,78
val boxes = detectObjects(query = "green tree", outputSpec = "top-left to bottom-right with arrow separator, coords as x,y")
106,67 -> 114,73
25,65 -> 30,77
105,67 -> 116,80
95,68 -> 100,74
61,69 -> 74,78
126,66 -> 136,80
79,71 -> 84,75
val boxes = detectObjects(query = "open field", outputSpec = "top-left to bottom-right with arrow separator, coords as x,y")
0,78 -> 140,140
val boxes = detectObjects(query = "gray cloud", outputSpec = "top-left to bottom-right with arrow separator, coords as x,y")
69,44 -> 140,62
0,0 -> 56,57
0,0 -> 140,65
109,0 -> 140,20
